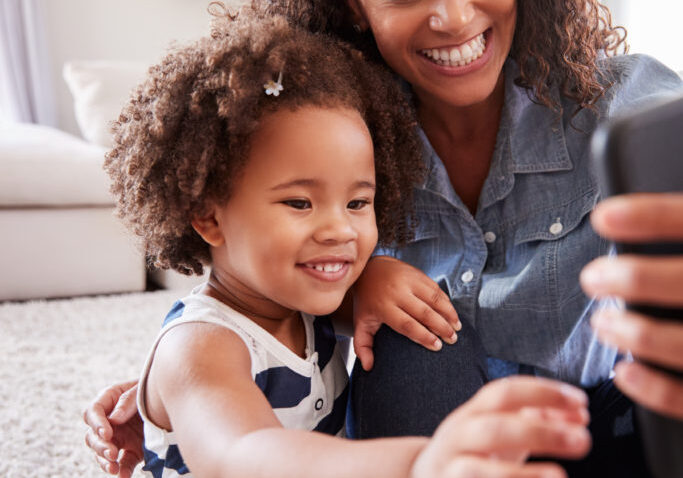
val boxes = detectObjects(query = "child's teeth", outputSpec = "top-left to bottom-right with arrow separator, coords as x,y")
310,263 -> 343,272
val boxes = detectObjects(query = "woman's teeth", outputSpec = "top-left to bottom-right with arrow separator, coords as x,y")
305,263 -> 344,273
421,32 -> 486,67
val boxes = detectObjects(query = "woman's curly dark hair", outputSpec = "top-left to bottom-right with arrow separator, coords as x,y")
104,5 -> 423,276
256,0 -> 628,112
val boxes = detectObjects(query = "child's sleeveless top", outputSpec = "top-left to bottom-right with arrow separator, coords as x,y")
136,290 -> 349,478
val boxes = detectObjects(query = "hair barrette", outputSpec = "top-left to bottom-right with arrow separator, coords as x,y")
263,71 -> 283,97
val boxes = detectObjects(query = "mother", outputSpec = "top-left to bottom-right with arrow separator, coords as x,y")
85,1 -> 683,477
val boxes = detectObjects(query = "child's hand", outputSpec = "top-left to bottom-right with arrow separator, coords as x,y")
411,377 -> 591,478
83,380 -> 143,478
352,255 -> 461,371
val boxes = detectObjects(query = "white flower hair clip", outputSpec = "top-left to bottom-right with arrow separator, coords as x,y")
263,71 -> 284,97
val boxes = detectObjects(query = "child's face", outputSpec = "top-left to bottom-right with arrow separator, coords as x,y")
203,106 -> 378,318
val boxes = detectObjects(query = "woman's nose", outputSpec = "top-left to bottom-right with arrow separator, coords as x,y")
429,0 -> 475,33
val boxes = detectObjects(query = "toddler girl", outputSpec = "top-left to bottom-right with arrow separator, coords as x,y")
103,6 -> 591,478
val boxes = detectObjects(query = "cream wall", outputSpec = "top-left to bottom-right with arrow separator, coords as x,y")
42,0 -> 213,136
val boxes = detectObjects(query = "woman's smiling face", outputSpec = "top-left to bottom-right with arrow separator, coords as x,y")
348,0 -> 517,108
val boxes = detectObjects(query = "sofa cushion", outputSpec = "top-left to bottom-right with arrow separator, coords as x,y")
0,122 -> 112,207
63,60 -> 148,148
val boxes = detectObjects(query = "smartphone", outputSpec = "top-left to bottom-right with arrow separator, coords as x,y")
591,93 -> 683,478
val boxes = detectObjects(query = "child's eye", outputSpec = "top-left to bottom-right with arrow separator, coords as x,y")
347,199 -> 371,210
282,199 -> 311,210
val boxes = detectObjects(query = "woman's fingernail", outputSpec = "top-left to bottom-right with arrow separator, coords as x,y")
580,264 -> 604,289
454,321 -> 462,331
591,311 -> 615,332
432,339 -> 443,351
104,449 -> 114,460
619,362 -> 643,386
98,427 -> 106,438
444,332 -> 457,344
602,196 -> 631,226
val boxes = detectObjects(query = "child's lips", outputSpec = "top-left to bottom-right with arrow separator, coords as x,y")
297,260 -> 352,282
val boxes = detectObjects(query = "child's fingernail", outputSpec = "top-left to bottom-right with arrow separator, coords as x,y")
432,339 -> 442,351
566,428 -> 590,448
98,427 -> 106,438
561,384 -> 588,406
105,449 -> 114,460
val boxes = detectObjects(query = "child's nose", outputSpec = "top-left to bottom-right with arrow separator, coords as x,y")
313,210 -> 357,244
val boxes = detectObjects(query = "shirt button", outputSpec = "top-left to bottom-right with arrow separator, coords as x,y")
549,221 -> 563,235
484,231 -> 497,243
315,398 -> 324,410
461,269 -> 474,284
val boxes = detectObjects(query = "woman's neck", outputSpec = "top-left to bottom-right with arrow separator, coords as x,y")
202,271 -> 306,357
416,74 -> 506,214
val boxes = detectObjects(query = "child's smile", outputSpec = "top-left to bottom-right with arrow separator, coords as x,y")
196,105 -> 378,330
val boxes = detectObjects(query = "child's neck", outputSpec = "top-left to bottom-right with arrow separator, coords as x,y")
203,273 -> 307,358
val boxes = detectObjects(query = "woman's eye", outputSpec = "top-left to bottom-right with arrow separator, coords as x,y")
282,199 -> 311,210
348,199 -> 370,210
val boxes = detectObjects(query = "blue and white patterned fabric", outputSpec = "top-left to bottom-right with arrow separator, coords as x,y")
137,289 -> 349,478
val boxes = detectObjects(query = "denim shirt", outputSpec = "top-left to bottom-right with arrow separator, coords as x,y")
377,54 -> 682,387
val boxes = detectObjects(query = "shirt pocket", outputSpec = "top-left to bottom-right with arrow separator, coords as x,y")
479,187 -> 608,367
509,186 -> 607,309
512,187 -> 597,245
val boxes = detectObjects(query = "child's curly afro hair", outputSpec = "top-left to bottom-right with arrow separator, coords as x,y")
104,5 -> 425,276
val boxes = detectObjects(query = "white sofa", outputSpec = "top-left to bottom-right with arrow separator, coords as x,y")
0,60 -> 210,301
0,122 -> 146,301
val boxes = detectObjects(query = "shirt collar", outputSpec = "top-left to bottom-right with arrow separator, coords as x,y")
501,58 -> 574,174
415,58 -> 574,200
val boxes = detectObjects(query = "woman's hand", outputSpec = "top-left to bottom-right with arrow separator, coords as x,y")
411,377 -> 591,478
83,380 -> 144,477
352,255 -> 462,371
581,193 -> 683,420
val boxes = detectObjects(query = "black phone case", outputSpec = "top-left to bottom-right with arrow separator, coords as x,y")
591,94 -> 683,478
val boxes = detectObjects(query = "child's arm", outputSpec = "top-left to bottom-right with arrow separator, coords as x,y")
149,323 -> 590,478
351,255 -> 462,371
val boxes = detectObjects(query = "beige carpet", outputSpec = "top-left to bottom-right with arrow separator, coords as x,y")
0,289 -> 183,478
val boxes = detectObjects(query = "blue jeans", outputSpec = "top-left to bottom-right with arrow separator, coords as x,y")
347,321 -> 651,478
346,319 -> 487,438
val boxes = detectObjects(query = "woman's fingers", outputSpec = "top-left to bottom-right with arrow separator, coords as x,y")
613,361 -> 683,420
581,255 -> 683,307
592,309 -> 683,371
108,383 -> 140,424
118,449 -> 143,478
591,194 -> 683,242
85,426 -> 119,464
83,390 -> 117,441
95,454 -> 119,475
462,377 -> 588,416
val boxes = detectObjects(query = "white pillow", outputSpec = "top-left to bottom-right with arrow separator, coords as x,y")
63,60 -> 148,148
